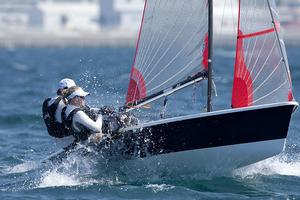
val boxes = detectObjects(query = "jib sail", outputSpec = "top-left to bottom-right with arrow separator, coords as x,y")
232,0 -> 294,108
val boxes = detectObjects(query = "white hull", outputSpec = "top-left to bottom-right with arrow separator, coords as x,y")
121,139 -> 285,175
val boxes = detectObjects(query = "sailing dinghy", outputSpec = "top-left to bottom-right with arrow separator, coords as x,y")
45,0 -> 298,172
118,0 -> 298,170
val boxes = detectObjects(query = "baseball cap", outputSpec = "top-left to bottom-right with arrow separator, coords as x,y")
58,78 -> 76,90
66,87 -> 90,100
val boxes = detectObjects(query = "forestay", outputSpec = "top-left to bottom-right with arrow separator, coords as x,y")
232,0 -> 294,108
126,0 -> 209,106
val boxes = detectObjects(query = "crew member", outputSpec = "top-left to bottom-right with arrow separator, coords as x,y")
62,86 -> 103,143
42,78 -> 76,138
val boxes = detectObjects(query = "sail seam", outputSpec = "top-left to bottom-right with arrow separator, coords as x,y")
252,80 -> 287,104
145,23 -> 202,88
247,37 -> 277,86
147,55 -> 201,94
250,58 -> 282,97
143,3 -> 198,82
138,1 -> 182,86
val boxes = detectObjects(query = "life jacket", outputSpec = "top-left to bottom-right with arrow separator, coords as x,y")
62,107 -> 93,141
42,97 -> 70,138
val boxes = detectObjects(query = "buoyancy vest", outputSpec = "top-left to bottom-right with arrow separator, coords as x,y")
42,97 -> 70,138
62,107 -> 94,141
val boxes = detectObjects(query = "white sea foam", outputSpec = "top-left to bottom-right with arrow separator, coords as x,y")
38,169 -> 81,188
36,144 -> 121,188
37,168 -> 123,188
234,154 -> 300,178
3,161 -> 38,174
145,184 -> 175,193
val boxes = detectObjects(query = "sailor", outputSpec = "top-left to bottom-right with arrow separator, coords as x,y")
62,86 -> 103,143
42,78 -> 76,138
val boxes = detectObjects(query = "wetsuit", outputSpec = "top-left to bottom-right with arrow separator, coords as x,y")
63,105 -> 103,141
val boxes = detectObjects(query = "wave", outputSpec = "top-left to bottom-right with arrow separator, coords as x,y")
0,114 -> 42,127
234,153 -> 300,178
2,161 -> 39,175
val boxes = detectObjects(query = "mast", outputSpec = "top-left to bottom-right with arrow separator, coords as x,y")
207,0 -> 213,112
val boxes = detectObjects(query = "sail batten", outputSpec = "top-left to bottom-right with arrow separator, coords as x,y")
238,28 -> 275,39
126,0 -> 209,106
232,0 -> 294,108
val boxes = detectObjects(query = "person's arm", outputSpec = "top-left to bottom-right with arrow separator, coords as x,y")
73,111 -> 102,133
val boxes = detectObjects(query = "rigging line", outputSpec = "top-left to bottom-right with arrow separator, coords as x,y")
134,13 -> 150,69
248,37 -> 277,87
252,80 -> 287,104
279,39 -> 293,88
145,22 -> 204,88
267,0 -> 293,89
147,54 -> 201,94
271,6 -> 280,17
139,0 -> 173,75
138,1 -> 198,83
130,0 -> 148,102
250,58 -> 282,97
133,0 -> 147,69
137,0 -> 161,70
135,7 -> 154,70
143,2 -> 202,81
245,34 -> 267,84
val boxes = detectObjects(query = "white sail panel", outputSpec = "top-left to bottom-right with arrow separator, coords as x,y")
232,0 -> 294,108
126,0 -> 208,105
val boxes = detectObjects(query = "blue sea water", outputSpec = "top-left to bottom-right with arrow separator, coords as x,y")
0,46 -> 299,200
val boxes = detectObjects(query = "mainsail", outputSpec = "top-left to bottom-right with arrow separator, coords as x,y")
126,0 -> 209,107
232,0 -> 294,108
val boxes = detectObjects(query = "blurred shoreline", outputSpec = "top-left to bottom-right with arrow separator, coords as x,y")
0,27 -> 300,48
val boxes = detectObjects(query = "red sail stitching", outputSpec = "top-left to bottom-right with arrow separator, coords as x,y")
232,30 -> 254,108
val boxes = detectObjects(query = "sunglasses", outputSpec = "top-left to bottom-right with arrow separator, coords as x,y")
75,96 -> 85,100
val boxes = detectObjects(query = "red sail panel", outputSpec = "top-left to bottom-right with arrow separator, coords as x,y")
202,33 -> 209,70
232,30 -> 253,108
288,89 -> 294,102
126,67 -> 147,104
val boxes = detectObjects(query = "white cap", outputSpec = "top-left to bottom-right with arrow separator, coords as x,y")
58,78 -> 76,90
66,87 -> 90,100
